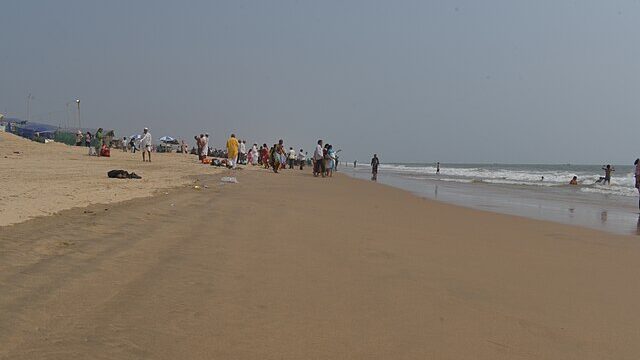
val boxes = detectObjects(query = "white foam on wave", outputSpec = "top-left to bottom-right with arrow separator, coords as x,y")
378,164 -> 638,197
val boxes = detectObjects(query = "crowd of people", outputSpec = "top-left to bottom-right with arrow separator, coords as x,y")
71,126 -> 356,180
189,133 -> 342,175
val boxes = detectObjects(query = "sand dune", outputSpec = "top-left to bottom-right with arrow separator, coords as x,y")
0,132 -> 219,226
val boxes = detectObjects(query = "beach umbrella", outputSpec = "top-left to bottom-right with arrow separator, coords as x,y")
159,136 -> 175,142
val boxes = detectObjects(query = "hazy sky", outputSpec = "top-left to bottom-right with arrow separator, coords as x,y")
2,0 -> 640,163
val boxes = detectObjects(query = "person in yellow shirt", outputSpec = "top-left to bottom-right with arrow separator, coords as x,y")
226,133 -> 239,168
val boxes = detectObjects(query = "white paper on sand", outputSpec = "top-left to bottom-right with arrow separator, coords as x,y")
220,177 -> 238,184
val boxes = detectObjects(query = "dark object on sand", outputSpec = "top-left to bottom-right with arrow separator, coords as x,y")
107,170 -> 142,179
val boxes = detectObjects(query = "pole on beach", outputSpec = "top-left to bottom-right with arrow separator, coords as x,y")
75,99 -> 81,130
65,102 -> 71,129
26,93 -> 33,121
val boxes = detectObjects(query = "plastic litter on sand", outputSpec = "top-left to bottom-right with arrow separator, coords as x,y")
220,177 -> 238,184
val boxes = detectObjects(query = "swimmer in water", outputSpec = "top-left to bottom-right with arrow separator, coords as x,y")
569,176 -> 578,185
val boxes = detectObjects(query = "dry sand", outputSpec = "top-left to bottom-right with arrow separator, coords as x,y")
0,131 -> 219,226
2,147 -> 640,359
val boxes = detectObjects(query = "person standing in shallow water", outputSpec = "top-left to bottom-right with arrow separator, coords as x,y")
371,154 -> 380,181
436,162 -> 440,174
635,159 -> 640,210
598,164 -> 614,185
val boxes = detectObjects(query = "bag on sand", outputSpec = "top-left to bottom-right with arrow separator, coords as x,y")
107,170 -> 142,179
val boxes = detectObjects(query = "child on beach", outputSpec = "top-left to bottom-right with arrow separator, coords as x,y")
597,165 -> 614,185
569,176 -> 578,185
85,131 -> 92,148
129,137 -> 137,153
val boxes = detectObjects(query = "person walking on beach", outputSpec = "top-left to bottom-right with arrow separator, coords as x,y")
597,164 -> 615,185
94,128 -> 104,157
129,136 -> 137,153
85,131 -> 92,148
298,148 -> 306,170
195,135 -> 202,159
326,145 -> 336,177
239,140 -> 247,165
371,154 -> 380,181
270,144 -> 280,173
276,140 -> 287,170
226,133 -> 239,168
261,144 -> 270,168
251,144 -> 259,165
288,147 -> 296,169
140,127 -> 152,162
200,134 -> 209,160
122,137 -> 128,152
313,140 -> 325,177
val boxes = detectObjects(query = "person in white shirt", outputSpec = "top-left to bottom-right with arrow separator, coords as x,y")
140,127 -> 152,162
313,139 -> 325,177
239,140 -> 247,165
201,133 -> 209,160
297,149 -> 306,170
287,147 -> 296,169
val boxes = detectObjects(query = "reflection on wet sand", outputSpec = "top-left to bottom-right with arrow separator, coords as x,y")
344,167 -> 640,236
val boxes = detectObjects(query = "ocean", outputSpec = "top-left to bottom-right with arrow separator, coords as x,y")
342,162 -> 640,236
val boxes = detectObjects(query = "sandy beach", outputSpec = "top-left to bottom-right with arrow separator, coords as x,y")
2,139 -> 640,359
0,132 -> 220,227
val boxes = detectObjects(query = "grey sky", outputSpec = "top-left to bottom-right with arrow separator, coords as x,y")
2,0 -> 640,163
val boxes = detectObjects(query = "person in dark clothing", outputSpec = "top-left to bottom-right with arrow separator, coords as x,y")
371,154 -> 380,181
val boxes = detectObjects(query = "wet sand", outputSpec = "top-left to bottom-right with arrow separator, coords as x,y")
2,168 -> 640,359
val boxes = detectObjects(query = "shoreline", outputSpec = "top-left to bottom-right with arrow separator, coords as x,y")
342,165 -> 640,236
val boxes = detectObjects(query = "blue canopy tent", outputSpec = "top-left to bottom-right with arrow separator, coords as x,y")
9,120 -> 58,140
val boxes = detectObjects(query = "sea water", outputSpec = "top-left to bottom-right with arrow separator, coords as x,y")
342,163 -> 640,236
